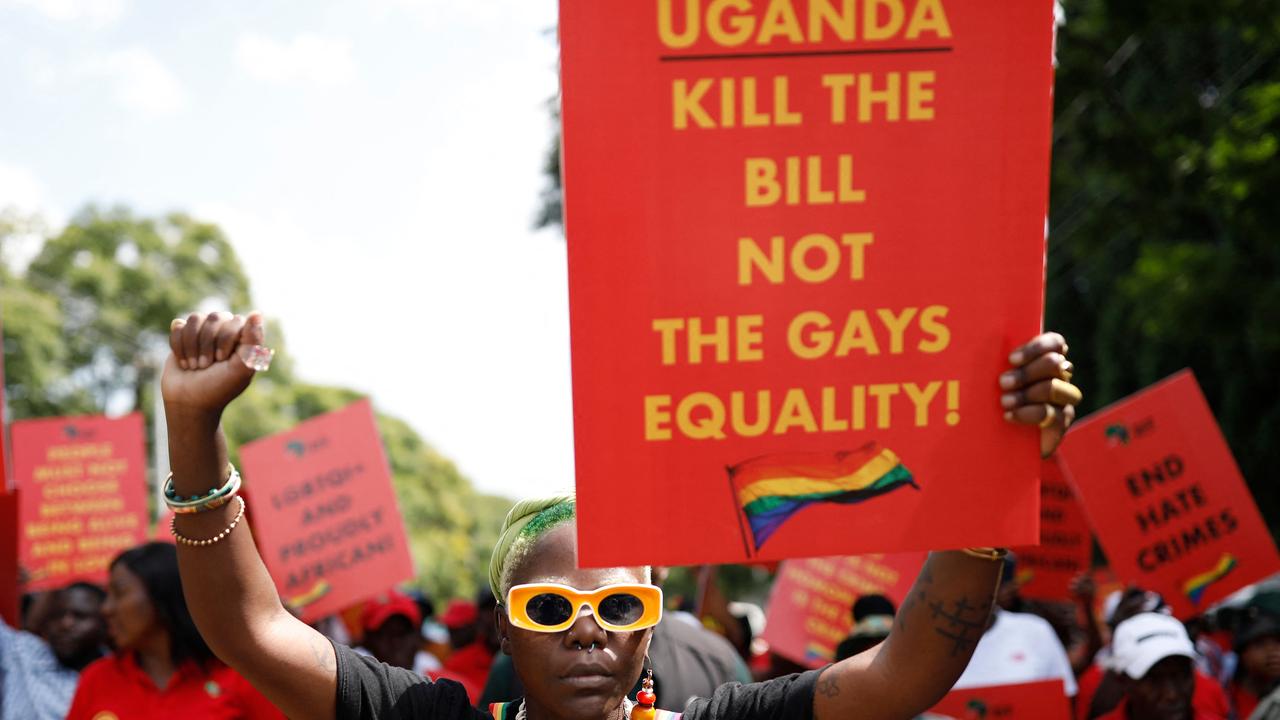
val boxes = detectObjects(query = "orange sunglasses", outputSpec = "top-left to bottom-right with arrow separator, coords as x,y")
506,583 -> 663,633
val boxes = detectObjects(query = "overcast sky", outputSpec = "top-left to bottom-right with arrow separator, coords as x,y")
0,0 -> 572,499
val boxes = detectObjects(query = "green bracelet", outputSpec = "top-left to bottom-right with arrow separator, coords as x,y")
164,464 -> 242,514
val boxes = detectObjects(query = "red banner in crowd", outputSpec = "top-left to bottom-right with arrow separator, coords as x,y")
762,552 -> 925,668
1011,458 -> 1092,601
12,414 -> 149,591
0,491 -> 17,626
561,1 -> 1058,566
239,399 -> 414,623
1056,370 -> 1280,618
929,679 -> 1069,720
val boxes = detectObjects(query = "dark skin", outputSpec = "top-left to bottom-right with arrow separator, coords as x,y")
45,586 -> 107,670
364,615 -> 421,671
1122,656 -> 1194,720
498,524 -> 651,720
161,311 -> 1079,720
104,562 -> 176,689
1087,589 -> 1169,719
1240,635 -> 1280,698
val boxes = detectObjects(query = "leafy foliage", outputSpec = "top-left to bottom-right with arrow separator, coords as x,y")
2,208 -> 509,601
1049,0 -> 1280,532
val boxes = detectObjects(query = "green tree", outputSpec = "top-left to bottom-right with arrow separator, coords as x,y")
2,207 -> 510,601
1048,0 -> 1280,531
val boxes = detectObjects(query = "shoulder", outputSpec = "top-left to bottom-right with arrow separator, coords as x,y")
1002,611 -> 1060,641
333,641 -> 486,720
683,669 -> 824,720
76,654 -> 125,685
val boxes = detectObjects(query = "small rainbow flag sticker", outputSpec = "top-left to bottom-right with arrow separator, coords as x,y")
1182,553 -> 1237,606
729,443 -> 918,554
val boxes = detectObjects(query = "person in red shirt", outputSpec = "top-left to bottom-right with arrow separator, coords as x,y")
1096,613 -> 1225,720
431,599 -> 494,705
66,542 -> 284,719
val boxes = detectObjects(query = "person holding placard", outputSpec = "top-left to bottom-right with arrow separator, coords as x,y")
158,311 -> 1080,720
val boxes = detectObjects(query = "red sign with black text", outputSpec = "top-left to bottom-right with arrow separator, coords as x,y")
239,399 -> 414,623
561,1 -> 1057,566
929,680 -> 1069,720
12,414 -> 149,591
1056,370 -> 1280,619
1010,458 -> 1092,601
762,552 -> 925,667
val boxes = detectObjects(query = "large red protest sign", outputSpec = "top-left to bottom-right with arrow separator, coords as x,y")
0,491 -> 17,626
239,399 -> 413,623
762,552 -> 924,667
1056,370 -> 1280,619
929,680 -> 1069,720
11,414 -> 149,591
560,1 -> 1057,566
1010,458 -> 1092,601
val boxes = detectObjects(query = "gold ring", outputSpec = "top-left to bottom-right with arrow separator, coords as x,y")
1039,405 -> 1057,428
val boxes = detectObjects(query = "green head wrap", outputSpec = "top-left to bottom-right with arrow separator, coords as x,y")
488,494 -> 576,601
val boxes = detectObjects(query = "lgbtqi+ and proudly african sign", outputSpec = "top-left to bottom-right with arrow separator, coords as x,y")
239,399 -> 414,623
1056,370 -> 1280,619
560,0 -> 1058,565
12,414 -> 149,591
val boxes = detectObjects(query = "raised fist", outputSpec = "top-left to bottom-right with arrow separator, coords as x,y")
161,311 -> 267,416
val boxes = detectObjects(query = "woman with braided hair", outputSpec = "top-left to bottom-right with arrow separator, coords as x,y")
161,311 -> 1081,720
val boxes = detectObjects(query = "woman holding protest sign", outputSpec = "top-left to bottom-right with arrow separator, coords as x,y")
160,311 -> 1081,720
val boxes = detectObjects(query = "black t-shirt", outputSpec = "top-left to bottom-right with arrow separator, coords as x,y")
333,642 -> 819,720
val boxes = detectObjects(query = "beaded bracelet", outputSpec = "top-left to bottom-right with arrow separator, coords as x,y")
172,496 -> 246,547
164,464 -> 241,514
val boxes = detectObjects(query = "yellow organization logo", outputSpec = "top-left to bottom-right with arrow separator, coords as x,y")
91,713 -> 119,720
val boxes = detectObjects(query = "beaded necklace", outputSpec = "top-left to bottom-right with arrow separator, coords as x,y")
513,698 -> 634,720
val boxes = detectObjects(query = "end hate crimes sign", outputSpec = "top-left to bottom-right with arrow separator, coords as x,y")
1056,371 -> 1280,619
560,0 -> 1057,566
1010,458 -> 1092,601
240,399 -> 413,623
762,552 -> 924,667
12,414 -> 148,590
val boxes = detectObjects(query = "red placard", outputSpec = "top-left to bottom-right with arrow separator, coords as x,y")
1056,370 -> 1280,619
239,399 -> 414,622
929,679 -> 1069,720
762,552 -> 925,668
12,414 -> 149,591
1010,458 -> 1092,600
0,491 -> 17,626
561,1 -> 1057,566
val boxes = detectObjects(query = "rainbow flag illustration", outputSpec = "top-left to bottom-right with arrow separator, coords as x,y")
803,642 -> 832,663
729,444 -> 917,554
1183,553 -> 1237,606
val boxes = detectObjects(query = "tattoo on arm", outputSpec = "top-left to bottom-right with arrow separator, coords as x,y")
309,634 -> 335,672
816,676 -> 841,699
928,595 -> 987,657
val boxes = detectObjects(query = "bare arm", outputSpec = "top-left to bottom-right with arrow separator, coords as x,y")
814,333 -> 1081,720
164,312 -> 337,720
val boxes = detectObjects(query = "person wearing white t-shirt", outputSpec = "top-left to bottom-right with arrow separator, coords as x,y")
953,608 -> 1079,698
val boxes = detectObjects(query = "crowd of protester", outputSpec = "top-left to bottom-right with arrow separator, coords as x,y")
5,538 -> 1280,719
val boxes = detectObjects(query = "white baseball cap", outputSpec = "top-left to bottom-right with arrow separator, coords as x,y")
1110,612 -> 1196,679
